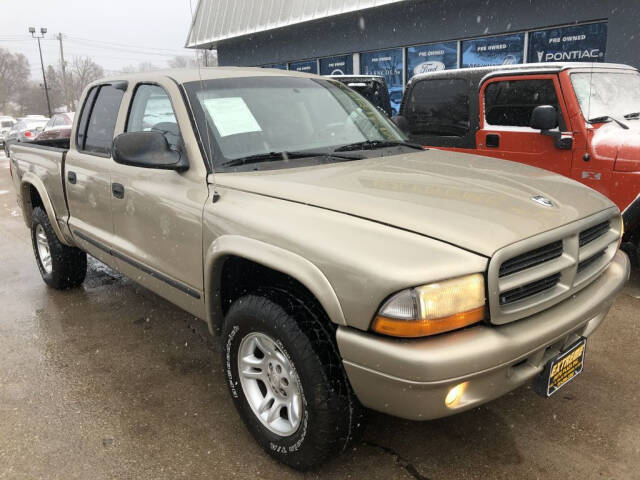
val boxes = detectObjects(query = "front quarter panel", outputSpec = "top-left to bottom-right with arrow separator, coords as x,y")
203,186 -> 488,331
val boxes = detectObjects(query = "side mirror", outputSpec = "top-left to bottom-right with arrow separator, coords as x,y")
391,115 -> 409,133
530,105 -> 558,131
113,131 -> 188,171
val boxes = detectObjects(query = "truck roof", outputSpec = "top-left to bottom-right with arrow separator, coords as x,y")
94,66 -> 320,87
408,62 -> 637,85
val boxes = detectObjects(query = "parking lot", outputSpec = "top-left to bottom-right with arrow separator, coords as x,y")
1,150 -> 639,480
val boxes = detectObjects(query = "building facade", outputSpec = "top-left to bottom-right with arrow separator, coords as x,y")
186,0 -> 639,111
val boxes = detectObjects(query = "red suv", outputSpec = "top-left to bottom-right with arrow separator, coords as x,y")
396,62 -> 640,259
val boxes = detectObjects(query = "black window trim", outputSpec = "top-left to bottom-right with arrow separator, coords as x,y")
403,76 -> 471,137
76,81 -> 128,159
124,81 -> 184,141
481,76 -> 567,131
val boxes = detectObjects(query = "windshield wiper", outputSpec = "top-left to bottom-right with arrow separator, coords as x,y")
623,112 -> 640,120
220,150 -> 364,168
333,140 -> 424,152
587,115 -> 629,129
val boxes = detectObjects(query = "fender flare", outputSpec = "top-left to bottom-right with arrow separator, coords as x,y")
204,235 -> 347,333
20,174 -> 71,246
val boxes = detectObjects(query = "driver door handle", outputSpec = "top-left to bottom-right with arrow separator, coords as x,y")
112,182 -> 125,199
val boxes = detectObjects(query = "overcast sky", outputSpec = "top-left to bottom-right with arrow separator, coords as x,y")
0,0 -> 199,77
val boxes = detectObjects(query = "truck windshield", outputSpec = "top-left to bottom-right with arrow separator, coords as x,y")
571,71 -> 640,122
184,76 -> 407,171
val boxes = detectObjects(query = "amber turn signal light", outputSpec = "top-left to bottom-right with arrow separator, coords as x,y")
372,306 -> 485,338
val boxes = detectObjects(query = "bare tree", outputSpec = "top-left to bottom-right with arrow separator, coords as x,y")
0,48 -> 30,114
167,55 -> 197,69
15,83 -> 49,117
68,56 -> 104,107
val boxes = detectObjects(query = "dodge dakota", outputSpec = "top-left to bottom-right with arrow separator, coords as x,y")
8,67 -> 630,470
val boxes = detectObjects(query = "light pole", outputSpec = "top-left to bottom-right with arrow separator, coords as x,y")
29,27 -> 52,117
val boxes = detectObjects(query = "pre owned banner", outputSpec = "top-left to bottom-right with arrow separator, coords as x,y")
289,60 -> 318,74
319,55 -> 353,75
360,48 -> 403,114
528,23 -> 607,63
461,33 -> 525,68
406,42 -> 457,80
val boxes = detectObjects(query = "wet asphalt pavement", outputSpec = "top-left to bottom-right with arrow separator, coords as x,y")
1,151 -> 639,480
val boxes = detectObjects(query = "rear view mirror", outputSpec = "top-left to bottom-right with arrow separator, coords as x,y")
391,115 -> 409,133
530,105 -> 558,131
113,131 -> 188,171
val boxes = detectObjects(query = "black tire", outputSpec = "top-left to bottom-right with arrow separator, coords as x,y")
221,290 -> 364,471
31,206 -> 87,289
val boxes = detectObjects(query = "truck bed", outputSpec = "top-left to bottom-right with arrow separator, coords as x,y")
10,142 -> 70,239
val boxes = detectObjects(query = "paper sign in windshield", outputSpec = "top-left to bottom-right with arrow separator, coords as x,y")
203,97 -> 262,137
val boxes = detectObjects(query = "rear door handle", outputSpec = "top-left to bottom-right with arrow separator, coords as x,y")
486,134 -> 500,148
112,182 -> 125,199
67,171 -> 77,184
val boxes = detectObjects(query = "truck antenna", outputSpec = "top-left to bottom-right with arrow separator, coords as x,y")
189,0 -> 219,202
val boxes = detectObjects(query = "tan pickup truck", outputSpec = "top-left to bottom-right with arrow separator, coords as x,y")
8,68 -> 630,470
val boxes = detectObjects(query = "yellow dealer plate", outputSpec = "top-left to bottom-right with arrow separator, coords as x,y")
535,338 -> 587,397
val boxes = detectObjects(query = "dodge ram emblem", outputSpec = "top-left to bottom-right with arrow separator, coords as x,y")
531,195 -> 554,208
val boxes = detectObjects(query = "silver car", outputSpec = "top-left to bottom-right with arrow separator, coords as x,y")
3,117 -> 48,156
0,116 -> 17,149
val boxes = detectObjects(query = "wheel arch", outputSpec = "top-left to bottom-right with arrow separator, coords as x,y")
19,176 -> 70,245
204,235 -> 347,334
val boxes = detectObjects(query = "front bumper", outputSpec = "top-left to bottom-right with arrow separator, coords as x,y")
337,250 -> 630,420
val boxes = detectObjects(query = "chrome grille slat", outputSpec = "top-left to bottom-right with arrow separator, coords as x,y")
579,221 -> 610,247
498,253 -> 574,292
499,273 -> 561,305
578,230 -> 619,261
498,241 -> 563,277
577,250 -> 606,273
487,209 -> 621,325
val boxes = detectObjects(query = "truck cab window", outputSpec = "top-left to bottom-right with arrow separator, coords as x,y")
484,79 -> 560,127
83,85 -> 125,156
127,84 -> 180,148
405,79 -> 469,137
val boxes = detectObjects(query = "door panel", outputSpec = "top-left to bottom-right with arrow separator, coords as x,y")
65,149 -> 114,264
66,84 -> 125,265
110,82 -> 209,316
476,75 -> 573,177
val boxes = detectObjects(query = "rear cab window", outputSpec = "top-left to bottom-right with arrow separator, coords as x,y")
76,84 -> 126,156
404,78 -> 470,137
482,77 -> 566,129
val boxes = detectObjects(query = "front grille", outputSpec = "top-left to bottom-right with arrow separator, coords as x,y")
487,212 -> 620,325
499,273 -> 561,305
579,221 -> 610,247
577,250 -> 606,273
498,241 -> 563,277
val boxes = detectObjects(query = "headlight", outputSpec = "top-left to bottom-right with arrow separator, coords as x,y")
371,273 -> 486,338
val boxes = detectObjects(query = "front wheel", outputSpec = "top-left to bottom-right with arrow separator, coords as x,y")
221,292 -> 363,470
31,207 -> 87,289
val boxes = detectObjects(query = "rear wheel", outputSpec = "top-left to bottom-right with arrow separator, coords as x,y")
221,291 -> 364,470
31,207 -> 87,289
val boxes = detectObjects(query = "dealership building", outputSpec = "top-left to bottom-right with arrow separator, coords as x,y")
186,0 -> 638,107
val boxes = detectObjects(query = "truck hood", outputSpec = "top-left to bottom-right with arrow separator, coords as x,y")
592,122 -> 640,172
216,150 -> 615,257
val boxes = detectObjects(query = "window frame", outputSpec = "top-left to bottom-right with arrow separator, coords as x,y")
124,82 -> 183,140
479,74 -> 569,132
75,82 -> 127,158
403,77 -> 471,137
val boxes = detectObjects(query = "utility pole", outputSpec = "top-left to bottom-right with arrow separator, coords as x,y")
29,27 -> 52,117
57,33 -> 68,111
